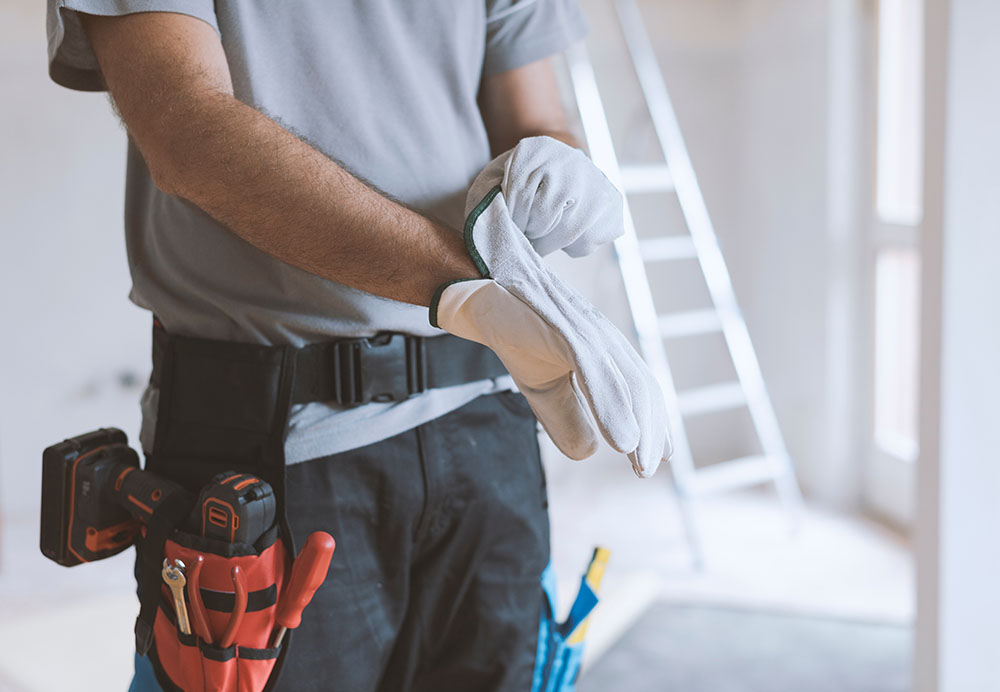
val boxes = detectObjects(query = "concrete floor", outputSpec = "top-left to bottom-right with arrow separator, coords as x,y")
578,603 -> 911,692
542,438 -> 913,673
0,440 -> 912,691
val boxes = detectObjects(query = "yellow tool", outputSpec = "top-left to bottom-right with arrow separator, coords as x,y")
567,547 -> 610,645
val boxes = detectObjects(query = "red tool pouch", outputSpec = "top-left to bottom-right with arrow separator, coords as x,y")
137,320 -> 343,691
150,527 -> 289,692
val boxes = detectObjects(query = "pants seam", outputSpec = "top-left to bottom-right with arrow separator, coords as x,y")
411,420 -> 432,545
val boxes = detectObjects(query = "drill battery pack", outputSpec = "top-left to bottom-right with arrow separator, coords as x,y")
195,472 -> 276,544
40,428 -> 141,566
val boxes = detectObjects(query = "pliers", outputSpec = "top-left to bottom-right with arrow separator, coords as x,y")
220,565 -> 248,649
187,555 -> 214,643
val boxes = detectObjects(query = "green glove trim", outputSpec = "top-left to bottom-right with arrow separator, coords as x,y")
429,278 -> 479,328
430,185 -> 503,328
463,184 -> 503,279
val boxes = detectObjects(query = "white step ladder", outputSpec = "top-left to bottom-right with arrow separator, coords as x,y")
566,0 -> 804,568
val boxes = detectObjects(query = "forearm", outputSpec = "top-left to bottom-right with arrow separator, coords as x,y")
150,91 -> 477,305
479,58 -> 581,155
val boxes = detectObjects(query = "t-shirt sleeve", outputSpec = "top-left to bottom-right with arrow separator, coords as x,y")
46,0 -> 220,92
483,0 -> 589,77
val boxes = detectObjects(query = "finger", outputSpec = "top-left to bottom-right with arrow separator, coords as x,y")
533,273 -> 642,454
562,186 -> 624,258
612,347 -> 659,478
604,324 -> 671,477
621,348 -> 663,477
519,375 -> 600,460
570,344 -> 641,455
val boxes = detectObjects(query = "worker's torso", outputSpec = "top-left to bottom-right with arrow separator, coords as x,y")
126,0 -> 495,345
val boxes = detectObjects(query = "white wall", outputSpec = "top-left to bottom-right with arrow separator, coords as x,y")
578,0 -> 864,507
736,0 -> 850,504
916,0 -> 1000,688
0,1 -> 149,541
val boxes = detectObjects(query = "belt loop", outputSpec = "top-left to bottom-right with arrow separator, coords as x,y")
406,336 -> 427,396
331,340 -> 359,406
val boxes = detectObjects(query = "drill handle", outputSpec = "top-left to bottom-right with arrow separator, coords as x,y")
109,462 -> 191,524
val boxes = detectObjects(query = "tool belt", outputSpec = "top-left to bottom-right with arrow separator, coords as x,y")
139,319 -> 508,691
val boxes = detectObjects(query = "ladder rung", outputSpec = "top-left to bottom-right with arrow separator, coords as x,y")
619,164 -> 675,194
684,455 -> 780,496
676,382 -> 746,416
658,309 -> 721,338
638,236 -> 697,262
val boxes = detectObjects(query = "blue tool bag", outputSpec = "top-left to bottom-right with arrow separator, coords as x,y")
531,563 -> 600,692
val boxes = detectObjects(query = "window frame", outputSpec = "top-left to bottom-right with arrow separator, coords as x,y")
863,0 -> 925,528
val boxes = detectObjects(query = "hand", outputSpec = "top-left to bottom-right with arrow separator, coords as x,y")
469,136 -> 624,258
431,184 -> 671,477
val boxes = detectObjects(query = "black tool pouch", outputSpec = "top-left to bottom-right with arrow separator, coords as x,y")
136,321 -> 298,692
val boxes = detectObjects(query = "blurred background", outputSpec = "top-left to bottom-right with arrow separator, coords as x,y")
1,0 -> 995,690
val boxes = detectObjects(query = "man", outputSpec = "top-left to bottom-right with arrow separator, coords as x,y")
46,2 -> 668,690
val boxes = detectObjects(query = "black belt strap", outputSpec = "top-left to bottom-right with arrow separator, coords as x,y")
151,327 -> 509,408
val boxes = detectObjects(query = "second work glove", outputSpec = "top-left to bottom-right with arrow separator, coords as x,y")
431,166 -> 672,478
471,135 -> 624,258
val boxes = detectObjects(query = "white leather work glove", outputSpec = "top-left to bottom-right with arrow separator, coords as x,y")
471,136 -> 625,258
431,185 -> 672,478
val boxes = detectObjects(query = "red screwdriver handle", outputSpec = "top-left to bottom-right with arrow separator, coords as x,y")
276,531 -> 335,630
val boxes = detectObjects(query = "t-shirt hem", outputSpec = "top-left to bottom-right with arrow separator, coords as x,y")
283,377 -> 517,464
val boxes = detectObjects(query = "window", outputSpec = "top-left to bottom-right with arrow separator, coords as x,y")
873,0 -> 923,463
867,0 -> 924,525
873,247 -> 920,461
876,0 -> 924,226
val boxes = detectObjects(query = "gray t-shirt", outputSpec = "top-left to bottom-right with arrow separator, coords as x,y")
47,0 -> 587,462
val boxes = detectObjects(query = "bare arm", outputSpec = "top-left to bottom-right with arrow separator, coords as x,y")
479,58 -> 580,155
81,11 -> 478,306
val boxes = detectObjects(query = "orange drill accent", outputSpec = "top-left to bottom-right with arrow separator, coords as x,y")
84,519 -> 140,553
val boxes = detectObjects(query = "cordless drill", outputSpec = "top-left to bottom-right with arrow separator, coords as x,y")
40,429 -> 278,567
40,428 -> 193,566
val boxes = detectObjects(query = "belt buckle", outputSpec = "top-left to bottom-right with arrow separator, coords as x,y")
333,333 -> 425,405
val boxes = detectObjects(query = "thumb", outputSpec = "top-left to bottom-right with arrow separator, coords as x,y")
518,374 -> 599,460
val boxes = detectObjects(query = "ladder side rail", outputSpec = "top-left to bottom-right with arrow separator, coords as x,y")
565,44 -> 692,479
567,42 -> 705,566
614,0 -> 791,462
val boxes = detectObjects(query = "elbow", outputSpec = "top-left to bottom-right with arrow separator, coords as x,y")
130,104 -> 218,199
131,126 -> 189,197
143,136 -> 212,201
147,155 -> 184,197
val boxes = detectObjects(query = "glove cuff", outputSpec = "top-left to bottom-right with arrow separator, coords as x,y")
429,278 -> 479,328
463,184 -> 503,278
430,184 -> 509,329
